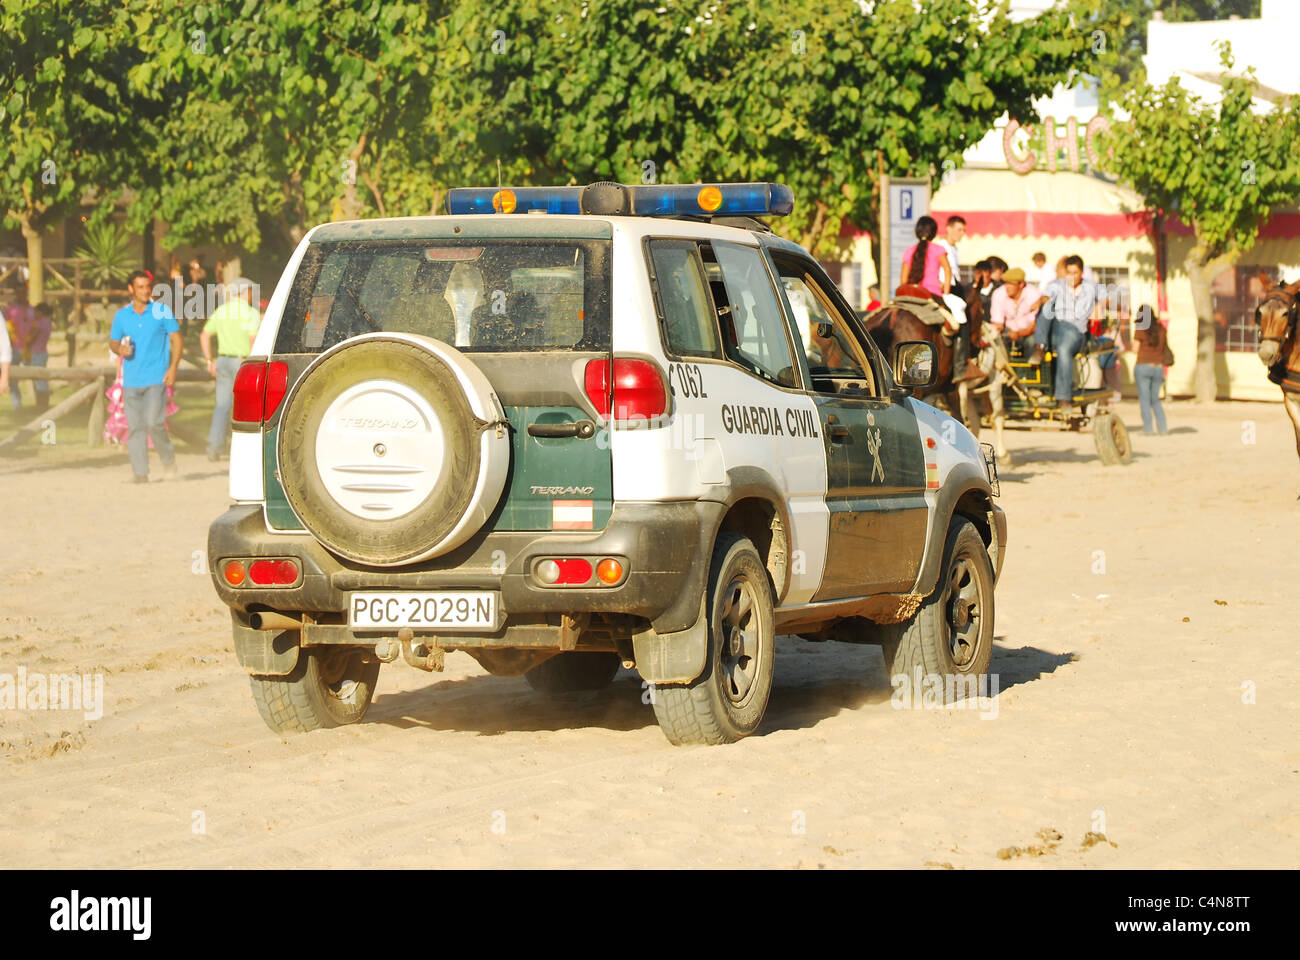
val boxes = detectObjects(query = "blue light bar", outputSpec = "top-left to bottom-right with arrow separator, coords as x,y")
446,187 -> 583,216
446,182 -> 794,218
630,183 -> 794,218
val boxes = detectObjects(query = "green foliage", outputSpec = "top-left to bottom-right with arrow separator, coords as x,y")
74,218 -> 141,290
418,0 -> 1085,254
6,0 -> 1087,262
0,1 -> 158,231
1102,43 -> 1300,260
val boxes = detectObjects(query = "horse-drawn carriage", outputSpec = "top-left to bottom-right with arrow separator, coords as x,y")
862,295 -> 1133,467
972,326 -> 1133,467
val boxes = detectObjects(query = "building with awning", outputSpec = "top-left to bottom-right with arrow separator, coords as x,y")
927,0 -> 1299,401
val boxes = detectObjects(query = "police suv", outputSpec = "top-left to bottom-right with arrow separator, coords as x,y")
208,181 -> 1007,745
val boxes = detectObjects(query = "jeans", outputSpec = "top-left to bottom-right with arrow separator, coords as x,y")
123,383 -> 175,478
10,351 -> 48,407
1135,363 -> 1167,434
1032,310 -> 1087,401
207,356 -> 241,453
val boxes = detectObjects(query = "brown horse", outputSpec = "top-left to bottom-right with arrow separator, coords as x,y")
1256,280 -> 1300,493
862,285 -> 984,432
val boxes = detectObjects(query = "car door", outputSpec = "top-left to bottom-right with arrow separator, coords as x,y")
768,251 -> 929,597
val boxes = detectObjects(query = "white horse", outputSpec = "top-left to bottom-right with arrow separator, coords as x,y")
962,323 -> 1012,465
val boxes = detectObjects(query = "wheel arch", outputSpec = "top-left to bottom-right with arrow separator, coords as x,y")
913,465 -> 999,597
711,466 -> 795,605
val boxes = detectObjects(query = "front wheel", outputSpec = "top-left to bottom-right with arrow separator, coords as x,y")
249,645 -> 380,734
879,518 -> 995,701
652,534 -> 775,745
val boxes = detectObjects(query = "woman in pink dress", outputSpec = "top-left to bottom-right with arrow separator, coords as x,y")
898,216 -> 977,381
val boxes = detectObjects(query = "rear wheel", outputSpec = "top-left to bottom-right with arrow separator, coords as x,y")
1093,412 -> 1133,466
525,652 -> 621,694
652,534 -> 775,745
249,646 -> 380,734
879,518 -> 995,701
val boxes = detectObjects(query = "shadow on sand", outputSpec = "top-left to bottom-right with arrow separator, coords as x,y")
364,637 -> 1078,739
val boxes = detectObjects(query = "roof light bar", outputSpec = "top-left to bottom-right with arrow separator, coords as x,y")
447,187 -> 583,216
445,182 -> 793,219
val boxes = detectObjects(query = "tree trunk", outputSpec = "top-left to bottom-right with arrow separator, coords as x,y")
800,200 -> 828,254
1184,244 -> 1238,404
21,215 -> 44,306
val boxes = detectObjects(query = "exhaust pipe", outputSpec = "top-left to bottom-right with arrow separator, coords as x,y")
249,611 -> 303,631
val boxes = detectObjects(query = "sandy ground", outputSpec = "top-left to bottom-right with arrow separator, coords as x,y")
0,397 -> 1297,869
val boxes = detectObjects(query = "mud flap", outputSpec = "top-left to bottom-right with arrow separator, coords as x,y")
231,612 -> 301,676
633,594 -> 709,684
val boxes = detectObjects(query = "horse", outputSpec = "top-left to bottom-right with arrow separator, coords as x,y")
861,285 -> 984,435
1255,280 -> 1300,494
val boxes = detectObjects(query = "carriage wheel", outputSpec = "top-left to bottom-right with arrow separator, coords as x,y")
1093,413 -> 1133,466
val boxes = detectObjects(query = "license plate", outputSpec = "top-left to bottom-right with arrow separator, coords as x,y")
348,592 -> 498,630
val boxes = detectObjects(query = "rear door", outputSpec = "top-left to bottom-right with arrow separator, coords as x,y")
265,220 -> 614,535
768,251 -> 928,597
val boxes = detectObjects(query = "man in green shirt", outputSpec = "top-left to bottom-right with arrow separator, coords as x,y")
200,280 -> 261,460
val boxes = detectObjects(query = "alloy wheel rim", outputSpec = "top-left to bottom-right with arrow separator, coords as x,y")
717,576 -> 761,707
945,553 -> 983,668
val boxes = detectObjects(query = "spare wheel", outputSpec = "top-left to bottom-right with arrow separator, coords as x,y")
277,333 -> 509,565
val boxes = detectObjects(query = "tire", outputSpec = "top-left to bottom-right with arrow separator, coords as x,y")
249,646 -> 381,734
1093,412 -> 1133,466
651,534 -> 775,745
277,334 -> 509,565
879,518 -> 995,702
525,652 -> 622,694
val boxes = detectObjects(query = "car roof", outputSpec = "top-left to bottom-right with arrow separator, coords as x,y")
306,214 -> 801,248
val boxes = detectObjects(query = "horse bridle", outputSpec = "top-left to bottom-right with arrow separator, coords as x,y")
1256,289 -> 1298,346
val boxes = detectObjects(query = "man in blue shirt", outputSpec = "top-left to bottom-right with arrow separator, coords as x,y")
110,270 -> 182,482
1026,254 -> 1098,405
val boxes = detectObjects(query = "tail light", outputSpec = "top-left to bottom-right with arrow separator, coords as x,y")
232,360 -> 290,424
247,559 -> 300,586
583,358 -> 668,421
222,558 -> 301,587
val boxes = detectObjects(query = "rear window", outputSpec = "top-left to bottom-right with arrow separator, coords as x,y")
275,238 -> 611,354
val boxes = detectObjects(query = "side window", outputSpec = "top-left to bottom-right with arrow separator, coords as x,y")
709,240 -> 799,387
647,240 -> 720,358
772,257 -> 877,396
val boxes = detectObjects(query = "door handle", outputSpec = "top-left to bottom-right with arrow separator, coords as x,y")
828,424 -> 851,442
528,419 -> 596,439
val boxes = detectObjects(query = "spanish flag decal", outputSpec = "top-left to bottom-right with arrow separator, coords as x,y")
552,499 -> 595,530
925,463 -> 940,490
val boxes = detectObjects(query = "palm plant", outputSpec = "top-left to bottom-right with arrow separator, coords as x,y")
74,218 -> 141,329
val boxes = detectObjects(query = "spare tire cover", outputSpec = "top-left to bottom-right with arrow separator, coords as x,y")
277,333 -> 509,565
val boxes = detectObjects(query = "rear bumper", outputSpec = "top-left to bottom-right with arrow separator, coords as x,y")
208,499 -> 724,636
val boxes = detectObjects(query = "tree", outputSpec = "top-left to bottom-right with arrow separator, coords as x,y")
1103,45 -> 1300,401
99,0 -> 1082,279
121,0 -> 569,281
0,0 -> 157,303
452,0 -> 1084,255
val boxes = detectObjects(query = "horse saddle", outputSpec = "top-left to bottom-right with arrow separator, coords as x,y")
888,293 -> 952,329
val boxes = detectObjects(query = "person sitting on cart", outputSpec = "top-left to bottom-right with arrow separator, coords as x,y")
1026,255 -> 1098,406
989,268 -> 1040,355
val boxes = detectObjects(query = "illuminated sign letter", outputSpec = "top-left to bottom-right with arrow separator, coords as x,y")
1003,120 -> 1037,175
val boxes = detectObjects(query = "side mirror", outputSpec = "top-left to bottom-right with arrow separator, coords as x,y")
893,340 -> 937,390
